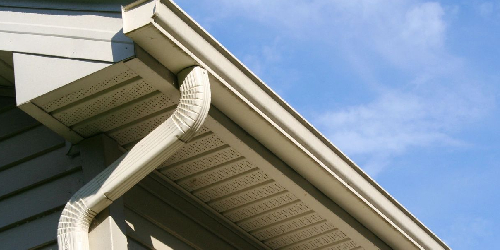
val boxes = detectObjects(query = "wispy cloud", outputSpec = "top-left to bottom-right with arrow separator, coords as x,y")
178,0 -> 495,176
309,1 -> 493,175
316,86 -> 490,175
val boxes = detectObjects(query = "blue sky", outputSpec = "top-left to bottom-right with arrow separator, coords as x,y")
175,1 -> 499,249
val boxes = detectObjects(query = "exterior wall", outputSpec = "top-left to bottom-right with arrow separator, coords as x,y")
0,96 -> 84,249
0,4 -> 130,248
124,178 -> 198,250
0,2 -> 266,244
0,96 -> 260,250
124,174 -> 265,250
0,2 -> 339,249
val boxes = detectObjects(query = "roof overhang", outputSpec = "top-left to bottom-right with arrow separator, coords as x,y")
11,0 -> 449,249
122,1 -> 449,249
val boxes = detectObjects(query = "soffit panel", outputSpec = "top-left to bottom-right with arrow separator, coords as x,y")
154,124 -> 367,250
122,1 -> 449,249
14,53 -> 375,250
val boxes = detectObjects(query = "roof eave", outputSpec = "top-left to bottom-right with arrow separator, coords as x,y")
122,1 -> 450,249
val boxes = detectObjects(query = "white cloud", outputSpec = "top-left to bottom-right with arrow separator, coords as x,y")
221,1 -> 493,175
402,2 -> 446,48
401,3 -> 446,48
177,0 -> 494,176
314,85 -> 492,175
211,0 -> 448,68
317,91 -> 458,155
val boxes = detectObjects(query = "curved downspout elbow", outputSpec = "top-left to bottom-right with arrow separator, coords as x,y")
57,66 -> 211,250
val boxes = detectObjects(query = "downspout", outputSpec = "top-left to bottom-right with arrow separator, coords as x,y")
57,66 -> 211,250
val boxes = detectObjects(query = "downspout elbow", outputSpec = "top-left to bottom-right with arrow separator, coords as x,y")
57,66 -> 211,250
57,199 -> 97,250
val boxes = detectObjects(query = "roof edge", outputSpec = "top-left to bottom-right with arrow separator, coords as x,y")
122,1 -> 450,249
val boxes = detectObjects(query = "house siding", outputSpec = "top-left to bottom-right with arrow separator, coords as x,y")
0,97 -> 263,250
0,1 -> 272,248
123,174 -> 264,250
0,96 -> 84,250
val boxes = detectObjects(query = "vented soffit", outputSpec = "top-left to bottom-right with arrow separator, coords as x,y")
11,0 -> 450,249
120,1 -> 450,250
13,48 -> 386,250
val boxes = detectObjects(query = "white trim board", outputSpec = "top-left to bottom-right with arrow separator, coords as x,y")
0,6 -> 134,62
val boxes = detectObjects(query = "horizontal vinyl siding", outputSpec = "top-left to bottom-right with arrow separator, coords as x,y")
0,125 -> 66,170
0,171 -> 82,229
0,97 -> 83,250
124,175 -> 264,250
127,236 -> 151,250
124,207 -> 194,250
0,106 -> 38,140
0,146 -> 80,198
35,241 -> 58,250
0,209 -> 61,250
0,96 -> 14,111
124,185 -> 215,250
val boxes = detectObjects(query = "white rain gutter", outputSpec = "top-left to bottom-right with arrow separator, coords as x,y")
121,1 -> 450,249
56,66 -> 211,250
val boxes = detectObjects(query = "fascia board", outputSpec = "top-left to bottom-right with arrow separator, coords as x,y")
13,53 -> 113,106
18,101 -> 84,142
0,6 -> 134,62
14,49 -> 177,144
122,1 -> 449,249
